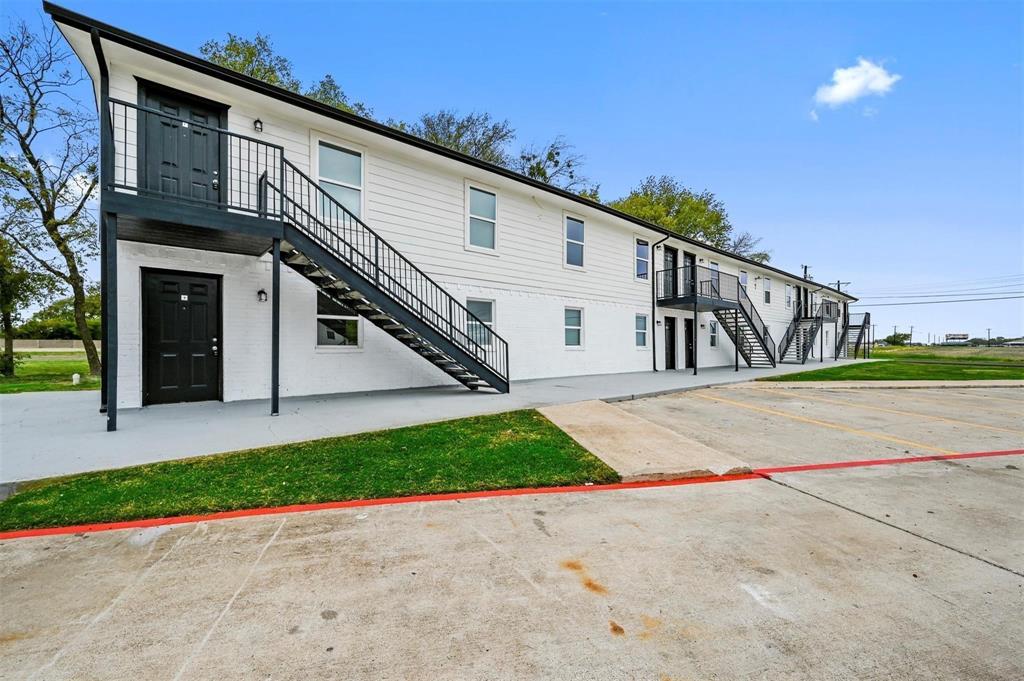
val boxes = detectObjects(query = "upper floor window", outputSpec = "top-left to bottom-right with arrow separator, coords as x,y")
467,299 -> 495,346
763,277 -> 772,304
709,320 -> 718,347
739,271 -> 748,289
635,239 -> 650,280
564,307 -> 583,347
468,186 -> 497,250
635,314 -> 648,347
785,284 -> 793,309
317,291 -> 360,347
565,216 -> 585,268
318,142 -> 362,218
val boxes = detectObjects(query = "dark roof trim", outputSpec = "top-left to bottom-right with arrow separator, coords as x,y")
44,1 -> 855,301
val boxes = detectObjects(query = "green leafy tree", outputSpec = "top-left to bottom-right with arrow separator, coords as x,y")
608,176 -> 733,247
0,237 -> 54,375
0,20 -> 101,374
393,110 -> 516,166
883,332 -> 912,346
200,33 -> 370,116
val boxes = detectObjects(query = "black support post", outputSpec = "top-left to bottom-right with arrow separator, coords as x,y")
271,238 -> 281,416
103,212 -> 118,432
734,310 -> 739,372
692,300 -> 698,376
99,207 -> 108,413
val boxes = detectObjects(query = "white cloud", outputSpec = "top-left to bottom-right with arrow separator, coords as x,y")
814,58 -> 901,108
808,109 -> 819,122
862,106 -> 879,118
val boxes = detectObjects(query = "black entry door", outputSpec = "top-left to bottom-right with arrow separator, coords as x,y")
663,246 -> 678,297
683,252 -> 696,295
143,270 -> 221,405
665,317 -> 677,370
684,318 -> 695,369
140,85 -> 223,204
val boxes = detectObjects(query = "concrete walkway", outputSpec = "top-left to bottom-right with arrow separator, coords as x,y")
0,362 -> 854,482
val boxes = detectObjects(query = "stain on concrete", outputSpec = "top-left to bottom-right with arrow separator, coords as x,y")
560,559 -> 610,595
127,526 -> 171,547
608,620 -> 625,636
561,559 -> 584,572
533,518 -> 551,537
534,510 -> 547,516
638,615 -> 663,640
287,626 -> 299,634
320,610 -> 337,621
0,631 -> 32,644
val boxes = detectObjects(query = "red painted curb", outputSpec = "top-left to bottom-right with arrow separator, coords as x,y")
2,448 -> 1021,542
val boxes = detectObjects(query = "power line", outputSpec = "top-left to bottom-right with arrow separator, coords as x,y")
856,274 -> 1024,294
857,289 -> 1024,299
852,295 -> 1024,307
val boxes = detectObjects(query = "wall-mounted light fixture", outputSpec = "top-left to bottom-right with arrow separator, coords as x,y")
656,319 -> 663,326
253,118 -> 264,133
257,289 -> 268,303
698,257 -> 705,263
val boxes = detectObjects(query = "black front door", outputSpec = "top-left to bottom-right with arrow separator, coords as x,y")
683,252 -> 696,295
140,84 -> 224,204
143,270 -> 221,405
665,317 -> 677,370
684,318 -> 695,369
663,246 -> 678,297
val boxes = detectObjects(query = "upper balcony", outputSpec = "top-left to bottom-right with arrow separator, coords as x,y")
655,265 -> 742,312
102,98 -> 286,255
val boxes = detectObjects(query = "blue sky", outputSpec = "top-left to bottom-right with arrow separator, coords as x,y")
9,0 -> 1024,340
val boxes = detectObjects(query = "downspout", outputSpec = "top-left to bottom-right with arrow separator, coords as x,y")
650,235 -> 670,371
90,29 -> 111,416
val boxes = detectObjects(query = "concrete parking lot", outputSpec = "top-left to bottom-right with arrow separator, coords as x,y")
1,386 -> 1022,680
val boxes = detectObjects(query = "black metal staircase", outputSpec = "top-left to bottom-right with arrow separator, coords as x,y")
713,282 -> 776,368
268,161 -> 509,392
837,312 -> 871,359
778,306 -> 823,364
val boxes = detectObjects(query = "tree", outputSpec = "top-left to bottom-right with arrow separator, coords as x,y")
0,237 -> 53,375
200,33 -> 370,116
882,332 -> 912,346
608,176 -> 733,247
393,110 -> 516,166
513,136 -> 597,194
0,20 -> 101,375
726,231 -> 771,263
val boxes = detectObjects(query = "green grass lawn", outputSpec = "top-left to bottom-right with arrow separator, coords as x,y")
763,360 -> 1024,382
0,409 -> 618,532
870,345 -> 1024,364
0,352 -> 99,394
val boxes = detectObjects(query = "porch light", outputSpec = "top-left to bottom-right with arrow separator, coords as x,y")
257,288 -> 268,303
253,118 -> 264,133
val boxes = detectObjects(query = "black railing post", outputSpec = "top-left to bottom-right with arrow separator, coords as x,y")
271,238 -> 281,416
693,299 -> 698,376
734,309 -> 739,372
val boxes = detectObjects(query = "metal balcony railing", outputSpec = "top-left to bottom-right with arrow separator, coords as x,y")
107,98 -> 284,218
655,265 -> 739,303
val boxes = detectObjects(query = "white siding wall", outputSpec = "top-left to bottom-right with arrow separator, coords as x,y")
103,56 -> 851,406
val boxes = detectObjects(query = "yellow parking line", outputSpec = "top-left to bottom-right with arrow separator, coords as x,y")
692,393 -> 956,455
761,388 -> 1024,436
832,389 -> 1024,420
958,392 -> 1024,406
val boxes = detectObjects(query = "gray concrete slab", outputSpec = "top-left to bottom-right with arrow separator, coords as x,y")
2,453 -> 1022,680
0,362 -> 852,483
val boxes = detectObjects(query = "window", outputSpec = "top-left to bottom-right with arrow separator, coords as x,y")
785,284 -> 793,309
763,277 -> 772,304
709,320 -> 718,347
468,186 -> 497,250
635,239 -> 650,280
565,216 -> 584,268
635,314 -> 648,347
709,261 -> 720,293
316,291 -> 360,347
739,271 -> 748,289
467,299 -> 494,346
564,307 -> 583,347
318,142 -> 362,218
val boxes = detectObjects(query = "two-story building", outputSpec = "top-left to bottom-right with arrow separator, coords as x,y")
47,3 -> 869,431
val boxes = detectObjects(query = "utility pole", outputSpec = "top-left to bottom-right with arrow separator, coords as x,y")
909,325 -> 914,345
803,265 -> 811,280
987,328 -> 991,347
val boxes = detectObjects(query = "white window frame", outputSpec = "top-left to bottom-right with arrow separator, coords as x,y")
709,261 -> 721,293
739,270 -> 748,289
785,283 -> 793,309
634,237 -> 651,282
635,313 -> 650,349
315,290 -> 363,352
564,306 -> 584,349
709,320 -> 718,347
465,181 -> 499,255
563,212 -> 586,271
466,297 -> 496,347
763,277 -> 772,305
312,132 -> 365,219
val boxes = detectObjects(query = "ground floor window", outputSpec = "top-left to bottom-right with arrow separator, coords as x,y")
565,307 -> 583,347
317,291 -> 360,347
635,314 -> 648,347
467,299 -> 495,346
709,320 -> 718,347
